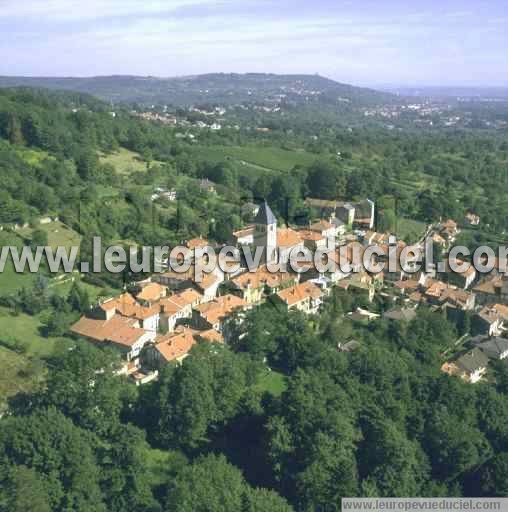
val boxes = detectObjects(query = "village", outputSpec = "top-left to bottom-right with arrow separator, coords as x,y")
70,198 -> 508,386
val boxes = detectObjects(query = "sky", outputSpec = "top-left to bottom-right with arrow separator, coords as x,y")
0,0 -> 507,86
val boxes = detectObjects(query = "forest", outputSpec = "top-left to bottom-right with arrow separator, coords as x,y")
1,295 -> 507,511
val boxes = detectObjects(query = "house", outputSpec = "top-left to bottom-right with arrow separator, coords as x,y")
439,287 -> 476,311
337,340 -> 361,352
297,229 -> 327,251
70,314 -> 155,361
423,280 -> 475,310
341,241 -> 366,273
439,219 -> 460,243
336,202 -> 356,226
353,199 -> 375,229
194,272 -> 223,301
393,279 -> 421,295
151,188 -> 177,202
135,282 -> 167,306
274,282 -> 323,314
473,275 -> 508,305
96,293 -> 160,332
185,237 -> 210,251
145,327 -> 197,367
159,288 -> 203,332
192,294 -> 248,333
472,303 -> 508,336
199,179 -> 216,194
230,266 -> 297,304
431,232 -> 447,248
232,225 -> 255,246
347,308 -> 380,323
277,228 -> 304,261
383,307 -> 417,322
454,348 -> 489,383
474,337 -> 508,360
192,328 -> 224,343
153,266 -> 223,300
309,219 -> 342,242
338,272 -> 375,302
295,250 -> 350,284
304,198 -> 374,229
446,259 -> 476,289
465,212 -> 480,226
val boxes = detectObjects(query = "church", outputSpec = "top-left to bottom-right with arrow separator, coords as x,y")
252,201 -> 304,264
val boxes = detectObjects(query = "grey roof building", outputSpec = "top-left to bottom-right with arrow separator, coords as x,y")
474,337 -> 508,360
254,201 -> 277,225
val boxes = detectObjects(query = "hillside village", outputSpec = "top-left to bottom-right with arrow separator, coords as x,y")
70,199 -> 508,386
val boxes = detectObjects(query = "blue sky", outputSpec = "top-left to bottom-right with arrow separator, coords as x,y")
0,0 -> 506,86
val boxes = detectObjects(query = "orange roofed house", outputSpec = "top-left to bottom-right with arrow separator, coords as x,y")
70,292 -> 161,361
144,327 -> 196,367
274,281 -> 323,314
192,294 -> 248,333
159,288 -> 203,332
97,293 -> 161,332
144,326 -> 224,369
230,265 -> 298,304
70,313 -> 155,361
135,282 -> 167,306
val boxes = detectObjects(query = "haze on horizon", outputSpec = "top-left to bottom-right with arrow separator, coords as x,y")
1,0 -> 507,87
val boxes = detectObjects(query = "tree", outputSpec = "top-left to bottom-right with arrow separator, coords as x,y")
423,408 -> 492,481
0,408 -> 105,512
75,150 -> 99,181
67,281 -> 90,313
244,488 -> 294,512
477,453 -> 508,497
0,465 -> 51,512
30,229 -> 48,249
306,161 -> 341,199
377,208 -> 396,233
34,344 -> 127,436
42,309 -> 73,337
156,344 -> 249,450
164,454 -> 246,512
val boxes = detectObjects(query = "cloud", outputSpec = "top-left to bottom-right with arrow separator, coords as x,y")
0,0 -> 230,21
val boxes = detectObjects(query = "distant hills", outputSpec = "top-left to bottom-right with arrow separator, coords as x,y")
0,73 -> 397,107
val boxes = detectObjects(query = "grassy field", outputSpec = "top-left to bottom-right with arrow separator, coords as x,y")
193,145 -> 319,173
0,306 -> 73,357
255,369 -> 287,397
0,231 -> 36,294
0,346 -> 44,408
18,221 -> 81,251
99,147 -> 164,175
395,217 -> 427,242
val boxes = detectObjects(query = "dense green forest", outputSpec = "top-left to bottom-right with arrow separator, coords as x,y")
1,296 -> 507,511
0,87 -> 507,510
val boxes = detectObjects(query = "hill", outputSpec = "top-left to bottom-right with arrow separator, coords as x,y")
0,73 -> 397,107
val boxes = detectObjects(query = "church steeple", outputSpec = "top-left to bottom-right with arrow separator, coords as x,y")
254,201 -> 277,226
253,201 -> 277,264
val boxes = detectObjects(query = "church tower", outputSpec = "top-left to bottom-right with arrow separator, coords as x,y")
253,201 -> 277,264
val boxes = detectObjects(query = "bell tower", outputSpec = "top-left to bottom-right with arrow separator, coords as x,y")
253,201 -> 277,264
